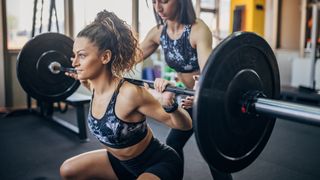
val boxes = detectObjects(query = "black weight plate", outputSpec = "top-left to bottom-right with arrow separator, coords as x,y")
17,32 -> 80,102
193,32 -> 280,173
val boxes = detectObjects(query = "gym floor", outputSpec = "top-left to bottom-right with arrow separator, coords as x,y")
0,105 -> 320,180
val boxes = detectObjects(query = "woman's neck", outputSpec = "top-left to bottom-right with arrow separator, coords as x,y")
90,70 -> 119,95
166,21 -> 184,33
166,21 -> 185,40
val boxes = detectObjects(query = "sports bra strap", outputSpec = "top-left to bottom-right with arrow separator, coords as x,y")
114,79 -> 125,94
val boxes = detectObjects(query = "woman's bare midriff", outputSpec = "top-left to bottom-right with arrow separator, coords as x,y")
105,127 -> 154,160
177,71 -> 200,89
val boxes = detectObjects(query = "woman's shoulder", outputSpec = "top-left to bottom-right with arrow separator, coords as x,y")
192,18 -> 209,30
144,25 -> 164,43
189,19 -> 212,47
118,80 -> 146,102
149,25 -> 164,35
190,19 -> 212,38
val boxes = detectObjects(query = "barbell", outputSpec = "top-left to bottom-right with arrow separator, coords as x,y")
16,32 -> 320,173
17,32 -> 80,102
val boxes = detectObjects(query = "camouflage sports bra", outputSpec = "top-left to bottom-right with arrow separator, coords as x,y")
87,79 -> 148,149
160,24 -> 199,73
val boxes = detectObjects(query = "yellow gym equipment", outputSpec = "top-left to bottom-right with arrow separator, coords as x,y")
230,0 -> 265,36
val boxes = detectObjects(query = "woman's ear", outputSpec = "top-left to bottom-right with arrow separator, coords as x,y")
101,50 -> 112,64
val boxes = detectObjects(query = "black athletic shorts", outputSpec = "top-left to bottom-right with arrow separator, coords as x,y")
107,137 -> 183,180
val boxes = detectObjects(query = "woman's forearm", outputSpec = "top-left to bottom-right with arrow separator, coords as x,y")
169,107 -> 192,130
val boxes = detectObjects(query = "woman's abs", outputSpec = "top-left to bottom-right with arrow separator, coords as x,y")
177,71 -> 200,89
106,127 -> 153,160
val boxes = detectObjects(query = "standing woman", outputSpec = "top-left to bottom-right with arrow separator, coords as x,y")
60,10 -> 192,180
140,0 -> 232,179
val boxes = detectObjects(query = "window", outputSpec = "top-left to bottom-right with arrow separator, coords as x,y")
219,0 -> 230,38
138,1 -> 155,41
195,0 -> 231,39
6,0 -> 65,50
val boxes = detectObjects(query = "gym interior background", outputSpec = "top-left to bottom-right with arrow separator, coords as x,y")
0,0 -> 320,180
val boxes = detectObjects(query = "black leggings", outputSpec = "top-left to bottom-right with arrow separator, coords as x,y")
108,137 -> 183,180
166,127 -> 193,165
166,108 -> 233,180
165,108 -> 193,165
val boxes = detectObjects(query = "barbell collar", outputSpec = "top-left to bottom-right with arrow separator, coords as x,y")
48,62 -> 62,74
48,61 -> 76,74
253,98 -> 320,127
124,78 -> 195,96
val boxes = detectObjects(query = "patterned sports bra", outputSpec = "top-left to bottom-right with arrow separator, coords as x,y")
87,79 -> 148,149
160,24 -> 199,73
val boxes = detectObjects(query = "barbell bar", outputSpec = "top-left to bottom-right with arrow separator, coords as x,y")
125,77 -> 320,127
124,78 -> 195,96
119,74 -> 320,127
47,62 -> 195,96
52,62 -> 320,133
16,32 -> 320,174
247,95 -> 320,127
106,69 -> 320,127
48,59 -> 320,126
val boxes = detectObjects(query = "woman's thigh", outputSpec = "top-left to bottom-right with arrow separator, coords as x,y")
137,172 -> 160,180
60,149 -> 118,180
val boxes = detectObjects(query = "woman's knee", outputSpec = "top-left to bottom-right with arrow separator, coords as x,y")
60,159 -> 79,179
137,172 -> 161,180
166,128 -> 193,148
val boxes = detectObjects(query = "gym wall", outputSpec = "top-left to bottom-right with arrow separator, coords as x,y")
278,0 -> 301,50
0,0 -> 5,107
4,53 -> 27,107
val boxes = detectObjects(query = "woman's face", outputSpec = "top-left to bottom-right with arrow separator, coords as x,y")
72,37 -> 106,80
152,0 -> 178,21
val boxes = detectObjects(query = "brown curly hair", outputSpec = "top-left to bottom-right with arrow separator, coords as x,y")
76,10 -> 142,77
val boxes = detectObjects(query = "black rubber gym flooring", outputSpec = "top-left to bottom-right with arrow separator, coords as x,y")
0,106 -> 320,180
